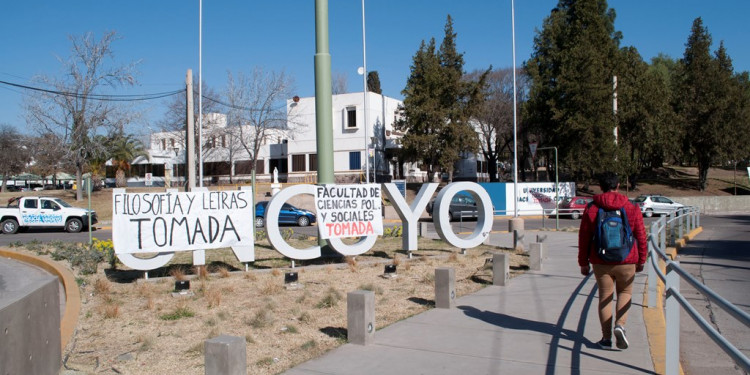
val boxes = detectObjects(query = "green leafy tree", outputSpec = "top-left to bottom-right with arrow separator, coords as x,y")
524,0 -> 623,183
396,15 -> 484,180
107,133 -> 149,187
613,47 -> 681,189
675,18 -> 744,190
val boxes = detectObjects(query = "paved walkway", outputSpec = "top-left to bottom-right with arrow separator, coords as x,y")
284,231 -> 656,375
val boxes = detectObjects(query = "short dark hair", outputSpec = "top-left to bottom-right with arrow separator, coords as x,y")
598,173 -> 619,192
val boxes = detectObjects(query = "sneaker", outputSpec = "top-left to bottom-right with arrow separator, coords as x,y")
614,325 -> 629,350
597,338 -> 613,350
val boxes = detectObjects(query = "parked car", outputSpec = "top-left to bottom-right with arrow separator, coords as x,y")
0,196 -> 97,234
254,201 -> 316,228
426,192 -> 483,221
633,195 -> 684,217
558,196 -> 593,219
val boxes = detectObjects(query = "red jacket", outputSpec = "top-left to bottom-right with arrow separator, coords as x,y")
578,191 -> 648,267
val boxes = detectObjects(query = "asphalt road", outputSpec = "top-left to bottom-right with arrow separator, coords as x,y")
675,215 -> 750,375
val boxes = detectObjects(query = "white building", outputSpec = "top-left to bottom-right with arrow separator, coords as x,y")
117,92 -> 408,187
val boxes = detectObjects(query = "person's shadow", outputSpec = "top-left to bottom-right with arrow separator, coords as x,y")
458,274 -> 656,375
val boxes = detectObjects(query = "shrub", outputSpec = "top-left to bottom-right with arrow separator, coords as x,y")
50,242 -> 103,275
92,237 -> 117,269
316,287 -> 343,309
247,309 -> 274,328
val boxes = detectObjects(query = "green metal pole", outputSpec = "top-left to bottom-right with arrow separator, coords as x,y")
315,0 -> 335,255
315,0 -> 334,185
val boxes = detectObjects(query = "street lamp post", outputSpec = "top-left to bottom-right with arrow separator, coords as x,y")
360,0 -> 369,184
511,0 -> 519,218
538,146 -> 558,230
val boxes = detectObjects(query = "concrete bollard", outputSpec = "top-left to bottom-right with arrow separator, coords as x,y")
347,290 -> 375,345
204,335 -> 247,375
492,253 -> 510,286
510,217 -> 525,251
529,242 -> 543,271
509,218 -> 525,232
435,268 -> 456,309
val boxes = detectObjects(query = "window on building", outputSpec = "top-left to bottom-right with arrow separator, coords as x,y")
345,107 -> 357,128
349,151 -> 361,170
292,154 -> 306,172
203,162 -> 230,176
161,139 -> 166,150
309,154 -> 317,171
221,135 -> 226,148
255,160 -> 265,174
170,138 -> 175,148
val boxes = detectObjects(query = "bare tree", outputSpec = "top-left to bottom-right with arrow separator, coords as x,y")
469,67 -> 529,182
24,31 -> 139,200
332,71 -> 348,94
0,125 -> 32,192
27,132 -> 71,186
224,68 -> 298,179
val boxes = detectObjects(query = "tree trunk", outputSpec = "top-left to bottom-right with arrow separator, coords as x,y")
698,156 -> 710,191
116,169 -> 127,188
75,169 -> 83,201
487,157 -> 499,182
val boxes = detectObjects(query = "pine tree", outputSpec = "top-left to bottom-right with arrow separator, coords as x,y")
397,15 -> 482,180
366,71 -> 382,94
676,18 -> 738,190
524,0 -> 623,182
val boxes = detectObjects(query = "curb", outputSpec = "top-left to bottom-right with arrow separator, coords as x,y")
0,248 -> 80,353
642,227 -> 703,375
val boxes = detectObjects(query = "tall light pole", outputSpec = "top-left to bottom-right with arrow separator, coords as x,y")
511,0 -> 519,218
198,0 -> 204,187
361,0 -> 370,183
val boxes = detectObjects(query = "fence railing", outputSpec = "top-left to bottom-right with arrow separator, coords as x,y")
646,207 -> 750,375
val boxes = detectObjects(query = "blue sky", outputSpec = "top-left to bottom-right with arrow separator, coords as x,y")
2,1 -> 748,135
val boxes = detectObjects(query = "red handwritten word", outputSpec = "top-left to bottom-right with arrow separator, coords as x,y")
325,221 -> 374,237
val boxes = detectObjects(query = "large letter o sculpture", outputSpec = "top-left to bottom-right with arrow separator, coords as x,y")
266,184 -> 321,260
433,182 -> 494,249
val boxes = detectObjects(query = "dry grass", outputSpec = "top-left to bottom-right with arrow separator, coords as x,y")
13,232 -> 527,374
169,267 -> 187,281
93,277 -> 111,296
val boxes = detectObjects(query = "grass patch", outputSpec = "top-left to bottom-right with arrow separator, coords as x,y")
160,306 -> 195,321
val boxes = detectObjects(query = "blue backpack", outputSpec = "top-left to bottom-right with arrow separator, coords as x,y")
593,206 -> 635,262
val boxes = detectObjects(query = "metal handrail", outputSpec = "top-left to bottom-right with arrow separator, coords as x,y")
669,283 -> 750,370
646,206 -> 750,374
668,263 -> 750,327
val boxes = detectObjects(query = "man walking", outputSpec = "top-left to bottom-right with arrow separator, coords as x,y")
578,173 -> 647,350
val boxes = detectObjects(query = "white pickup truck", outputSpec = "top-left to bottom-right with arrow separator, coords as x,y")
0,196 -> 98,234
